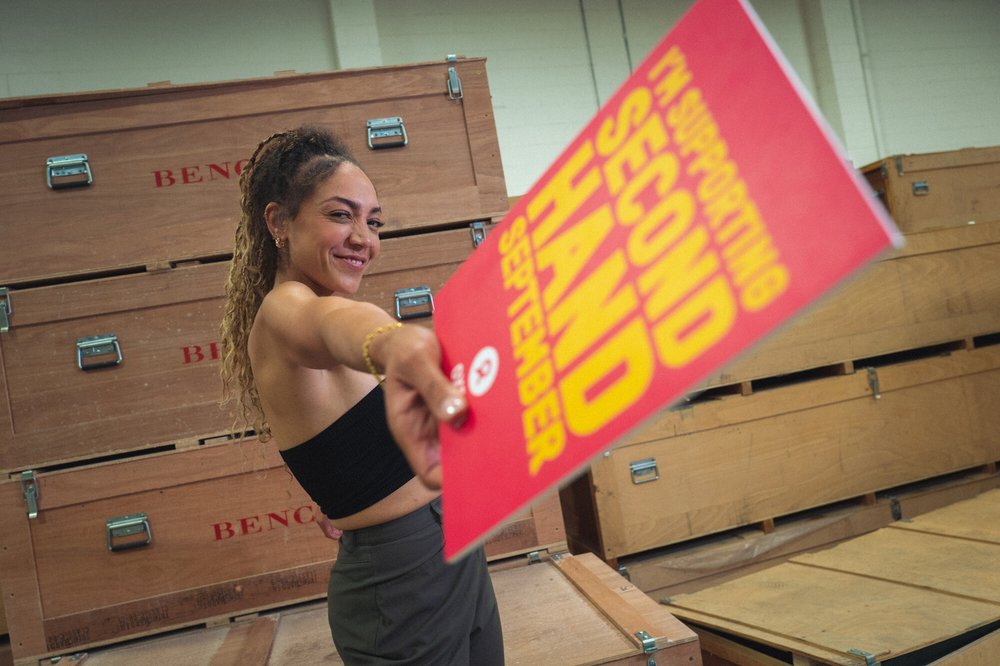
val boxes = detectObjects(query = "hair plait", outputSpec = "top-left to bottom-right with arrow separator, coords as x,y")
219,126 -> 358,440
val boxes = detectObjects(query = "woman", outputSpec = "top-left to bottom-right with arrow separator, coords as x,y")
220,126 -> 504,665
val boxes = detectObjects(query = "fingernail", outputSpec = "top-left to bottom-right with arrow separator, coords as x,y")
441,396 -> 465,419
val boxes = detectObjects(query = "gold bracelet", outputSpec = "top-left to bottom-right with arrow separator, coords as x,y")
362,322 -> 403,384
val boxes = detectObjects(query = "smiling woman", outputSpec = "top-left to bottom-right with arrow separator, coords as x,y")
218,126 -> 505,665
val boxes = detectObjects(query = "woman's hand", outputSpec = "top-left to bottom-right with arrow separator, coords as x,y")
317,513 -> 343,540
378,325 -> 467,490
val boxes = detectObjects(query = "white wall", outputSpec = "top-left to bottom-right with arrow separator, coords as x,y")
2,0 -> 998,195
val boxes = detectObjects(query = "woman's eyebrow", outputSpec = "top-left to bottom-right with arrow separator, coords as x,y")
323,196 -> 381,215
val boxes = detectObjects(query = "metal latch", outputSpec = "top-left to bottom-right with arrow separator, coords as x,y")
0,287 -> 11,333
394,286 -> 434,320
367,117 -> 408,150
866,366 -> 881,400
107,513 -> 153,551
470,221 -> 489,248
20,471 -> 40,519
912,180 -> 929,196
847,649 -> 880,666
630,458 -> 659,485
46,154 -> 93,189
446,54 -> 463,100
526,550 -> 542,565
634,630 -> 657,654
77,334 -> 123,370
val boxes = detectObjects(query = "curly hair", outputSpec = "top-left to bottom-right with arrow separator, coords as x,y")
220,126 -> 359,440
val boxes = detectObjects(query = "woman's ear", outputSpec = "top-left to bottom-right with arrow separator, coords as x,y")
264,202 -> 285,239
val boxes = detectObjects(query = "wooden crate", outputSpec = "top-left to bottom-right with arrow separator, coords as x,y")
860,145 -> 1000,233
66,553 -> 701,666
694,219 -> 1000,391
0,224 -> 489,473
563,343 -> 1000,562
620,464 -> 1000,600
668,488 -> 1000,665
0,57 -> 506,286
0,439 -> 567,664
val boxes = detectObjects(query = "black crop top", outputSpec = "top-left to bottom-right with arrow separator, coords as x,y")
279,386 -> 414,519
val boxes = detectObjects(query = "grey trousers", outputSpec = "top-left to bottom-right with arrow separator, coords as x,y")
328,498 -> 505,665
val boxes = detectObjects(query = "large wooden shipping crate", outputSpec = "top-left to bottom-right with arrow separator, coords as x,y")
0,440 -> 570,662
563,342 -> 1000,563
860,145 -> 1000,233
693,219 -> 1000,392
0,57 -> 506,286
0,226 -> 489,473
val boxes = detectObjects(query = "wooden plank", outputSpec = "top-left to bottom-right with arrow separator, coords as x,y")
695,626 -> 789,666
589,345 -> 1000,559
624,469 -> 1000,599
892,488 -> 1000,544
553,553 -> 699,653
0,482 -> 46,658
667,564 -> 1000,665
695,220 -> 1000,391
208,616 -> 277,666
792,528 -> 1000,603
268,603 -> 343,665
492,562 -> 637,665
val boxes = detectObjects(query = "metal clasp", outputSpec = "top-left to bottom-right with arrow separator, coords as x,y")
21,471 -> 40,519
470,221 -> 489,248
394,286 -> 434,320
107,513 -> 153,551
77,334 -> 123,370
46,154 -> 93,189
446,55 -> 463,99
866,366 -> 881,400
0,287 -> 11,333
367,117 -> 408,150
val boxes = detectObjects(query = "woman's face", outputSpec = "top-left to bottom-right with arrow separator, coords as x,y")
281,162 -> 383,296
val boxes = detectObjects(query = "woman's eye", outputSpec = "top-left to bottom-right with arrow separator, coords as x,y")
368,218 -> 385,229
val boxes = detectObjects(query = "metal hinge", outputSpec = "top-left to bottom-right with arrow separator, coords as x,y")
526,550 -> 543,565
618,563 -> 630,580
21,470 -> 40,519
0,287 -> 11,333
446,54 -> 463,99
